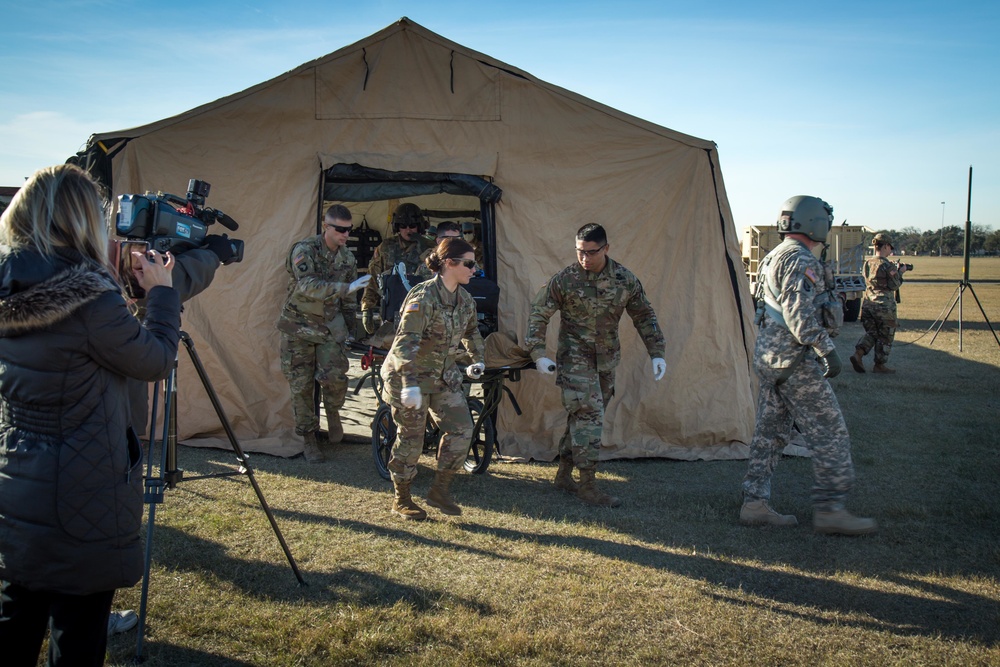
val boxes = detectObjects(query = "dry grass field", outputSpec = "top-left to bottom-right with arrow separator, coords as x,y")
89,257 -> 999,666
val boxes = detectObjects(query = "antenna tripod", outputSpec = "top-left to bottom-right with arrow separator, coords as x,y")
134,331 -> 305,661
928,166 -> 1000,351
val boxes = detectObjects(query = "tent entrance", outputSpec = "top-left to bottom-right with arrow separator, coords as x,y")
321,163 -> 501,281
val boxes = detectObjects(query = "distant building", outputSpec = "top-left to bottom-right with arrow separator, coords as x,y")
0,186 -> 19,216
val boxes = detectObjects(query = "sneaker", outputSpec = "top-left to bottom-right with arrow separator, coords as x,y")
107,609 -> 138,636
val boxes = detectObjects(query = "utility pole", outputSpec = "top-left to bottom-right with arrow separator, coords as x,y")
939,201 -> 946,256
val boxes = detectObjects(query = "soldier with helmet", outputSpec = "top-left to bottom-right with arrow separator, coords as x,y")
850,232 -> 907,374
740,195 -> 877,535
360,203 -> 436,333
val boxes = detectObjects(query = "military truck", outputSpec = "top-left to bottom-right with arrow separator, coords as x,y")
742,224 -> 874,322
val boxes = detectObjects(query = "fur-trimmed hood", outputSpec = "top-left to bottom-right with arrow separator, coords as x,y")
0,249 -> 120,336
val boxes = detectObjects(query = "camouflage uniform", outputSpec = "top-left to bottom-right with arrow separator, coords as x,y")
742,238 -> 855,511
856,256 -> 903,365
360,233 -> 436,314
276,235 -> 357,435
525,258 -> 665,469
381,275 -> 486,482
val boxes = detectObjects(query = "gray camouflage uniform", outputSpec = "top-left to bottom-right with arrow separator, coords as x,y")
525,258 -> 665,469
380,275 -> 485,482
276,235 -> 357,435
742,237 -> 856,511
856,256 -> 903,365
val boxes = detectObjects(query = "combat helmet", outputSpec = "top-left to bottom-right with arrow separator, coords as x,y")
391,202 -> 427,233
776,195 -> 834,242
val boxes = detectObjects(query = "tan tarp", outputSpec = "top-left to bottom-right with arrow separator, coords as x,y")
89,18 -> 758,462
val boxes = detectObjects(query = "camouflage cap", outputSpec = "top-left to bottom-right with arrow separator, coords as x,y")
873,232 -> 893,247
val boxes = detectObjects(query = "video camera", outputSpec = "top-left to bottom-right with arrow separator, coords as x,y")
116,179 -> 244,262
898,261 -> 914,271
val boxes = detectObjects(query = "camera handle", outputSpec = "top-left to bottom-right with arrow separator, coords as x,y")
134,331 -> 306,661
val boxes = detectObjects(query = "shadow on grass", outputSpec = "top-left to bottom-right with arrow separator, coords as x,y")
109,641 -> 259,667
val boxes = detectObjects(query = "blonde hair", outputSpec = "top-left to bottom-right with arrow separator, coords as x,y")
0,164 -> 110,269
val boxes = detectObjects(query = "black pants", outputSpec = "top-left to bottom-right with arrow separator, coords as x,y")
0,580 -> 115,667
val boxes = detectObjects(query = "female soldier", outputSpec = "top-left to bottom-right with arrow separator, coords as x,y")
851,233 -> 907,373
0,164 -> 180,666
381,238 -> 486,519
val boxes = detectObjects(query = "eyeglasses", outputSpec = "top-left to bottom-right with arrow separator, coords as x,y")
398,222 -> 420,229
575,244 -> 607,257
325,223 -> 352,234
449,258 -> 477,269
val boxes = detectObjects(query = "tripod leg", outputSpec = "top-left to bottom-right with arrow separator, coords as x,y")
966,283 -> 1000,347
929,284 -> 962,346
179,333 -> 306,585
136,366 -> 175,661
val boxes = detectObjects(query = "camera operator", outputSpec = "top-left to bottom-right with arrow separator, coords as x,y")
0,164 -> 181,666
125,236 -> 232,437
850,232 -> 907,374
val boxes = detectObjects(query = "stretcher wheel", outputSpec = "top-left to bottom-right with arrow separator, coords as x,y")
371,403 -> 394,481
463,398 -> 495,474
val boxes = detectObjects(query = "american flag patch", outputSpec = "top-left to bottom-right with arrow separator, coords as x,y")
804,267 -> 818,284
405,302 -> 420,313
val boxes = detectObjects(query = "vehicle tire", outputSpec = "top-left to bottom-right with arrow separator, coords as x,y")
464,398 -> 496,474
371,403 -> 395,481
843,298 -> 861,322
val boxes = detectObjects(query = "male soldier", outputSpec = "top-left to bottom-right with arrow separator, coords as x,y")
462,222 -> 485,267
416,221 -> 462,279
277,205 -> 370,463
851,232 -> 907,374
741,195 -> 877,535
360,203 -> 436,333
526,223 -> 666,507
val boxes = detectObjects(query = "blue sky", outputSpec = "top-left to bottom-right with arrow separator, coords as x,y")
2,1 -> 997,233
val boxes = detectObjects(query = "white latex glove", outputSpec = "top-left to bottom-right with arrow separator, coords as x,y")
401,386 -> 422,410
652,357 -> 666,382
536,357 -> 556,375
346,274 -> 372,295
466,362 -> 486,379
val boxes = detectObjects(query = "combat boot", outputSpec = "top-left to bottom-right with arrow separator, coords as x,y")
850,348 -> 866,373
326,409 -> 344,444
391,481 -> 427,521
301,431 -> 325,464
739,499 -> 798,527
873,363 -> 896,374
576,469 -> 621,507
813,508 -> 878,536
554,454 -> 579,494
426,469 -> 462,516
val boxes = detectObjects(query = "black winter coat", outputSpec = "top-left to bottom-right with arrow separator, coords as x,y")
0,247 -> 180,595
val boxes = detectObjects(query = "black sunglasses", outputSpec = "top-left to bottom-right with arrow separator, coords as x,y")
325,223 -> 352,234
449,258 -> 477,269
398,222 -> 420,229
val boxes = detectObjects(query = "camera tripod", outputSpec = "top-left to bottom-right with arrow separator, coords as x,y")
134,331 -> 305,661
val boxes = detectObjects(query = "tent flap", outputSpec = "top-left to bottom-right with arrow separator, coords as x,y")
323,163 -> 502,203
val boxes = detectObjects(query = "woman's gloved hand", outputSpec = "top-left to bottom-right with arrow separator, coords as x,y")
401,386 -> 422,409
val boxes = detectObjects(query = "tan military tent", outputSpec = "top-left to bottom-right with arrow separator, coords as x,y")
76,17 -> 757,462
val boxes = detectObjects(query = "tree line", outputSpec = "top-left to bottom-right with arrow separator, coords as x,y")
874,225 -> 1000,256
